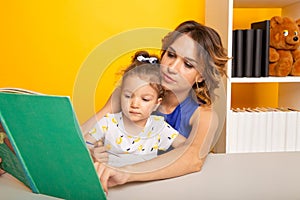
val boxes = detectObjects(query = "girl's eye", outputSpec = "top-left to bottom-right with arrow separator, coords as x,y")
142,98 -> 151,102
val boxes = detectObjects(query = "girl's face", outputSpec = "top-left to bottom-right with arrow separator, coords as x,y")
121,76 -> 161,127
160,34 -> 202,93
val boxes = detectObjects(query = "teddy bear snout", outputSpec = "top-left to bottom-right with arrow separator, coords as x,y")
293,36 -> 298,42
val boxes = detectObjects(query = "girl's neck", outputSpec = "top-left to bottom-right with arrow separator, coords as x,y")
122,114 -> 145,136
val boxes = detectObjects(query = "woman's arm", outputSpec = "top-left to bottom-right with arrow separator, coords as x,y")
81,87 -> 121,136
123,106 -> 218,175
171,134 -> 186,148
97,106 -> 220,193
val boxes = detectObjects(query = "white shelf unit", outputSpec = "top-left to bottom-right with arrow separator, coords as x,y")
205,0 -> 300,153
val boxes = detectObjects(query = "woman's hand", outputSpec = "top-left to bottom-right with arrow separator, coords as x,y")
94,162 -> 129,194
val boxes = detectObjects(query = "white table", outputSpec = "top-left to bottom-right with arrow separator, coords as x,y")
1,152 -> 300,200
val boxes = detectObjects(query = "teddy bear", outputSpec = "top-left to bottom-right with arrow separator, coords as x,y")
269,16 -> 300,76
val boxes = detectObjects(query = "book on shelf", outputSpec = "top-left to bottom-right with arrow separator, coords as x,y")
251,20 -> 270,77
253,29 -> 263,77
229,107 -> 300,153
256,107 -> 272,152
243,29 -> 255,77
231,30 -> 237,77
243,109 -> 253,152
0,88 -> 106,200
228,109 -> 240,153
271,108 -> 287,152
232,29 -> 244,77
296,111 -> 300,151
285,108 -> 298,151
252,108 -> 267,152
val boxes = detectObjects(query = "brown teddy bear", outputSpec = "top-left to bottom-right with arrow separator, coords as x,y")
269,16 -> 300,76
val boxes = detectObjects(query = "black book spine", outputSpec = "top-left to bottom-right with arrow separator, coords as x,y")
253,29 -> 263,77
251,20 -> 270,77
234,30 -> 244,77
232,30 -> 237,77
243,29 -> 255,77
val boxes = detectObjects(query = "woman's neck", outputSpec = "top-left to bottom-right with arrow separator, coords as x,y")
159,90 -> 190,114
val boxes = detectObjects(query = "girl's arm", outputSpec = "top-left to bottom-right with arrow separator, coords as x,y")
97,106 -> 220,193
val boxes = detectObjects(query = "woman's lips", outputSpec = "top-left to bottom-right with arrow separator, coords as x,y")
162,72 -> 176,83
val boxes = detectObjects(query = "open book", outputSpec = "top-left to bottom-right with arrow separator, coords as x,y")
0,88 -> 106,200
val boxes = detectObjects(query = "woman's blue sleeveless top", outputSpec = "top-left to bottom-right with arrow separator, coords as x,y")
153,95 -> 199,138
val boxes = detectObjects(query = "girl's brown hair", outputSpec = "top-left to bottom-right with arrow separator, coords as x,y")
121,51 -> 164,99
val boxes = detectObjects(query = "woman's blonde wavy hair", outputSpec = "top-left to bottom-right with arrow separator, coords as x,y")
161,20 -> 229,106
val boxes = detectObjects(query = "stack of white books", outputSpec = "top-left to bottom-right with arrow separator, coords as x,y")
227,107 -> 300,153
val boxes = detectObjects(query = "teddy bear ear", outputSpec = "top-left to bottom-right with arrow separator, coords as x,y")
296,19 -> 300,29
270,16 -> 283,28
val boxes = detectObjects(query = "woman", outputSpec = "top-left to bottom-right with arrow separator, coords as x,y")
82,20 -> 229,193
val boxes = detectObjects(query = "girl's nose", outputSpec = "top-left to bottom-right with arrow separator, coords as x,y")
130,97 -> 139,108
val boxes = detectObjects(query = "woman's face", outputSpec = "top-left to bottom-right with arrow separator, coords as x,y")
160,34 -> 202,93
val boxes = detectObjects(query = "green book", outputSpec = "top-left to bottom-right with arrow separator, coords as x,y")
0,90 -> 106,200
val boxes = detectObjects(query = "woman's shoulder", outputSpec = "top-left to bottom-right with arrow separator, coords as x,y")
191,105 -> 217,123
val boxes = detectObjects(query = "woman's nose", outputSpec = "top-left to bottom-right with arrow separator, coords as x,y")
167,59 -> 181,73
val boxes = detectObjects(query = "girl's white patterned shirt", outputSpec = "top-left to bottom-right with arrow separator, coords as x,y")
88,112 -> 179,167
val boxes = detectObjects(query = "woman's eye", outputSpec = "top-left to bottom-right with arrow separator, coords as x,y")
142,98 -> 150,102
167,51 -> 176,58
184,61 -> 194,69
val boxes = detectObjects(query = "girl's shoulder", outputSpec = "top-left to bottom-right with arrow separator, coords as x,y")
100,112 -> 123,124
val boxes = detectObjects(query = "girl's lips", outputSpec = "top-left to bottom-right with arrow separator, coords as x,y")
129,111 -> 140,115
162,72 -> 176,83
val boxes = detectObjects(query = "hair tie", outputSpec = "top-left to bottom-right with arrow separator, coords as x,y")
137,55 -> 158,64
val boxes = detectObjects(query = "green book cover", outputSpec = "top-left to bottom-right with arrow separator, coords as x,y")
0,92 -> 106,200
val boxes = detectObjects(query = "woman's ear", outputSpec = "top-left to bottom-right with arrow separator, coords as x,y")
196,74 -> 204,83
153,98 -> 162,111
157,97 -> 162,104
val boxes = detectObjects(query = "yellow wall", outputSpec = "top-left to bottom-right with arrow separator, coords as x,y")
1,1 -> 205,123
231,8 -> 282,109
1,2 -> 285,122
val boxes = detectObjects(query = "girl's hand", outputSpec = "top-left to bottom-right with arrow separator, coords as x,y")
84,133 -> 109,163
91,140 -> 109,163
94,162 -> 129,194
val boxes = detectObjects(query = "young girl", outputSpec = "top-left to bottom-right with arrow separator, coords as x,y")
85,51 -> 186,167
